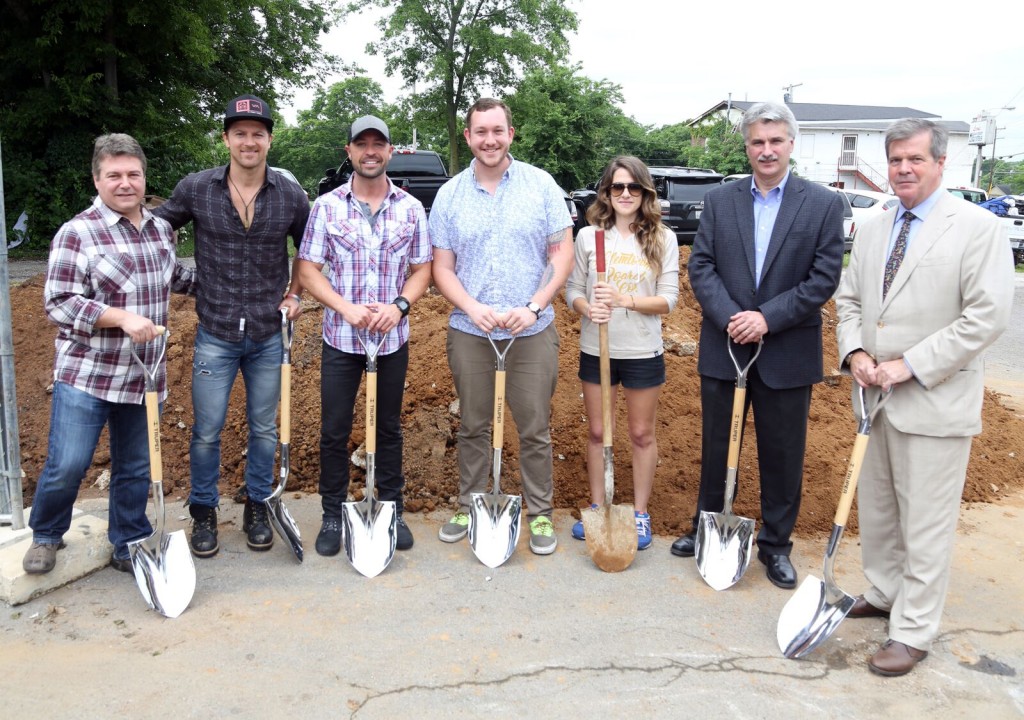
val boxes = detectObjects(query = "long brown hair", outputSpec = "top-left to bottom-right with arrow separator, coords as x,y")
586,156 -> 666,276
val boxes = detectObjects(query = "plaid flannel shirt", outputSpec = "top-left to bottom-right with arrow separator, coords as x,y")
45,201 -> 197,404
298,179 -> 432,355
154,165 -> 310,343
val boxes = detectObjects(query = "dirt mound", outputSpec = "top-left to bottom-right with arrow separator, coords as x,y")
12,250 -> 1024,535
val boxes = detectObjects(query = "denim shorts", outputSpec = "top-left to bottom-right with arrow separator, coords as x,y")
578,351 -> 665,389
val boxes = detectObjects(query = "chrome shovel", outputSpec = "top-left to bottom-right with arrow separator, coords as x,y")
694,336 -> 762,591
341,331 -> 397,578
468,334 -> 522,569
265,309 -> 303,561
777,385 -> 892,658
128,329 -> 196,618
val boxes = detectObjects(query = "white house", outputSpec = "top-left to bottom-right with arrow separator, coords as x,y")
688,101 -> 975,191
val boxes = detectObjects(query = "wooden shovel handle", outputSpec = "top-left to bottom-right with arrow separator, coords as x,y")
492,368 -> 506,451
834,432 -> 869,527
144,390 -> 162,487
726,386 -> 746,469
365,368 -> 377,455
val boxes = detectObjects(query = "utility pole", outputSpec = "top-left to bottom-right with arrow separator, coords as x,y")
782,83 -> 803,103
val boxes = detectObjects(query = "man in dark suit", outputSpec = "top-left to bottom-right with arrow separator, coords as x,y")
670,101 -> 844,589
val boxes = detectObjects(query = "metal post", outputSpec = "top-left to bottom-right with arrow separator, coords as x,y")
0,138 -> 27,528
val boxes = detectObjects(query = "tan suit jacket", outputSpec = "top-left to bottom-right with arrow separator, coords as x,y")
836,192 -> 1013,436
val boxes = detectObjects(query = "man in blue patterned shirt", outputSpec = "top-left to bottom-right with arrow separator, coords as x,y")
296,116 -> 432,555
24,133 -> 196,576
430,98 -> 573,555
155,94 -> 309,558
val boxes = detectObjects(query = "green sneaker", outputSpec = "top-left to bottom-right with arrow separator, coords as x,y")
438,511 -> 470,543
529,516 -> 557,555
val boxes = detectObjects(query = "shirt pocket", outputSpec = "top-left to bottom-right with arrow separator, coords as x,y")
91,253 -> 138,296
383,220 -> 415,255
326,220 -> 363,256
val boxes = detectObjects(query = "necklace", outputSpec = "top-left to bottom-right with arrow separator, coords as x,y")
227,173 -> 259,229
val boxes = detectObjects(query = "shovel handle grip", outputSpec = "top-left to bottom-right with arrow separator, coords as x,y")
280,363 -> 291,445
834,432 -> 870,527
144,390 -> 162,486
595,229 -> 605,273
726,386 -> 746,469
492,369 -> 506,451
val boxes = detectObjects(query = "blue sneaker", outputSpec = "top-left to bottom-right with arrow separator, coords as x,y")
571,504 -> 599,540
635,512 -> 652,550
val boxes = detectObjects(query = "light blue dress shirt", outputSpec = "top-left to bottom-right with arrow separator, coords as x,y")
751,171 -> 791,287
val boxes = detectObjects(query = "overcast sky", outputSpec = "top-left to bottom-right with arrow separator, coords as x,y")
282,0 -> 1024,163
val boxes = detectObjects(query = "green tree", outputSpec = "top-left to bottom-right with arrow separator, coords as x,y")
1,0 -> 339,251
269,77 -> 389,194
505,65 -> 642,190
349,0 -> 578,173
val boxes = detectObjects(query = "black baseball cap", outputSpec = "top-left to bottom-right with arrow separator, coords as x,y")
224,94 -> 273,133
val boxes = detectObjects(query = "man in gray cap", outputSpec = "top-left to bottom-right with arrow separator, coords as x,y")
295,115 -> 432,555
155,94 -> 309,558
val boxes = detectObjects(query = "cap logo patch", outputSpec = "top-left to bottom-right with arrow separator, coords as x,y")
235,99 -> 263,114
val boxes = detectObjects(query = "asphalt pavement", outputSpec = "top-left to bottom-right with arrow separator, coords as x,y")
1,495 -> 1022,719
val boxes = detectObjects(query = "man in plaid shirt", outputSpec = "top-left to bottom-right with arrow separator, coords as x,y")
296,116 -> 432,555
155,94 -> 309,557
24,133 -> 197,576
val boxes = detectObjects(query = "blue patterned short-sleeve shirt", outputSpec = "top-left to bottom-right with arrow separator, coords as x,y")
429,155 -> 572,338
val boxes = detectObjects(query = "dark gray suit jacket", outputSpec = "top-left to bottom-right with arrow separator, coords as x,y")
689,175 -> 844,389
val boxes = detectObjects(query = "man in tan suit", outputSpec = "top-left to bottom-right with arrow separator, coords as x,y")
836,118 -> 1014,676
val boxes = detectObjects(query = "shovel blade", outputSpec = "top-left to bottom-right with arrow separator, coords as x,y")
341,498 -> 397,578
695,509 -> 755,591
777,574 -> 856,658
265,497 -> 303,562
128,529 -> 196,619
468,492 -> 522,569
582,504 -> 637,573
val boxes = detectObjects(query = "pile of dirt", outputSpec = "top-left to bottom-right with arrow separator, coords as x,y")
11,249 -> 1024,536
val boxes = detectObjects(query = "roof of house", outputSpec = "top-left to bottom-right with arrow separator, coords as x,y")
690,101 -> 968,131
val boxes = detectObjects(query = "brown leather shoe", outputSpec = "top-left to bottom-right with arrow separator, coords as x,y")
868,640 -> 927,677
848,595 -> 890,619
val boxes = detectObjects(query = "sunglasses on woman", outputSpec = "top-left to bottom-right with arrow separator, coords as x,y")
608,182 -> 645,197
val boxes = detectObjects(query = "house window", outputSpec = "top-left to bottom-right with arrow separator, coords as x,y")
841,135 -> 857,168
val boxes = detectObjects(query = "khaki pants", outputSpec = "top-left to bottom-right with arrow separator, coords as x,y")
447,325 -> 560,520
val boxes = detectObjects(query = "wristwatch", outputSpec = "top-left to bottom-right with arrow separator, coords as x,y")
526,301 -> 542,318
394,296 -> 411,317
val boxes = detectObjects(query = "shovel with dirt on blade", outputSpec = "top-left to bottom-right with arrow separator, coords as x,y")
581,228 -> 637,573
777,385 -> 892,659
264,308 -> 303,561
694,335 -> 763,591
128,328 -> 196,618
341,331 -> 397,578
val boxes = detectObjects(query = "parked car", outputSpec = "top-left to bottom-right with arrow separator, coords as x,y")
648,166 -> 724,244
561,188 -> 587,236
947,186 -> 987,204
820,185 -> 856,252
843,188 -> 899,239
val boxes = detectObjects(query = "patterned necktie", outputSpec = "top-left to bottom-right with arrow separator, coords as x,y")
883,210 -> 915,299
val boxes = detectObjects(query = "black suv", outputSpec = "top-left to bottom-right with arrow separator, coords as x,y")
648,166 -> 724,244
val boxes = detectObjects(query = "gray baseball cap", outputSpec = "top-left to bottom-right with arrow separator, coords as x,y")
348,115 -> 391,143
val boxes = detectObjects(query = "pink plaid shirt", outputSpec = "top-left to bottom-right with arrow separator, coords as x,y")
298,180 -> 432,355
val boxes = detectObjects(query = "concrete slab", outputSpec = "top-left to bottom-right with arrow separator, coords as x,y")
0,507 -> 112,605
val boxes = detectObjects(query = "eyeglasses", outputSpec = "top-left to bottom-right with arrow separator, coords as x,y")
608,182 -> 645,197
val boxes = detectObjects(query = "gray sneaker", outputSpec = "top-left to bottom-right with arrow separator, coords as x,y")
23,541 -> 65,574
438,512 -> 470,542
529,516 -> 557,555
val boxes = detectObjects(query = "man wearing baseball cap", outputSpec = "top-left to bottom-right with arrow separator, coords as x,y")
296,115 -> 432,556
154,94 -> 309,558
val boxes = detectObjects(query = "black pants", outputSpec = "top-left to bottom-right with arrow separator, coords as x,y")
691,366 -> 811,555
319,341 -> 409,518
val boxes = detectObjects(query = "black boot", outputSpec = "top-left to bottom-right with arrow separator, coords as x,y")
243,499 -> 274,551
189,504 -> 219,558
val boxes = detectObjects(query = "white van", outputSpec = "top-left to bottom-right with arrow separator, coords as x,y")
947,186 -> 987,204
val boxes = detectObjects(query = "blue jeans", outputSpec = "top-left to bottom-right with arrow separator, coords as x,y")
28,382 -> 153,559
189,325 -> 281,506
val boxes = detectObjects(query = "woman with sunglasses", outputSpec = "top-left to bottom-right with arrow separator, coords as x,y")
565,156 -> 680,550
